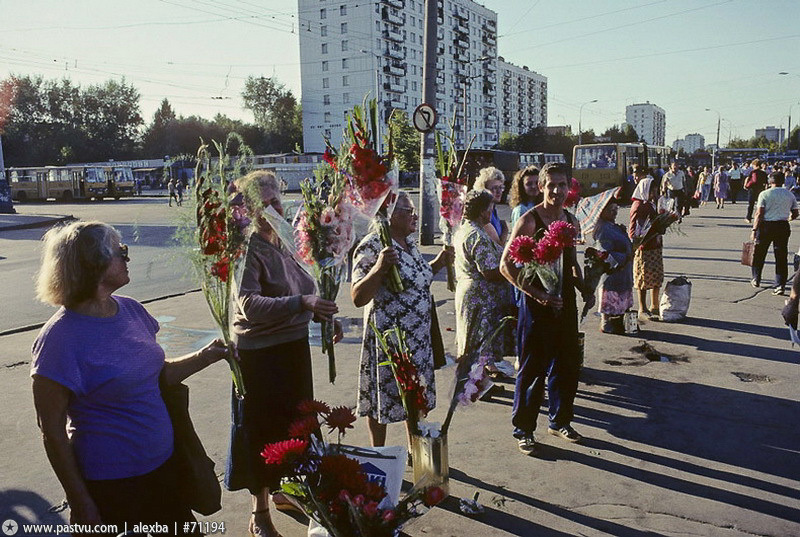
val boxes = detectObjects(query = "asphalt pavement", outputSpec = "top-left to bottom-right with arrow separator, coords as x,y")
1,199 -> 799,537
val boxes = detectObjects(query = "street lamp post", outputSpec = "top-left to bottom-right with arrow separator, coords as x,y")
360,49 -> 382,154
705,108 -> 721,169
457,56 -> 492,146
578,99 -> 598,145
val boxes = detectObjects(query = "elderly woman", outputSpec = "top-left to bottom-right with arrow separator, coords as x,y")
472,166 -> 508,245
455,190 -> 511,374
225,171 -> 341,537
351,192 -> 451,448
713,165 -> 729,209
31,221 -> 230,534
630,176 -> 664,321
581,191 -> 634,334
509,166 -> 542,229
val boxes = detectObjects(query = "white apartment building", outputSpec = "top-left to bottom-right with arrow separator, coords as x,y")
297,0 -> 499,153
755,126 -> 784,144
625,102 -> 666,146
673,133 -> 705,153
498,57 -> 547,138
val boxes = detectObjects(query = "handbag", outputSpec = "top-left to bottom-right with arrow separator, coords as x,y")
741,241 -> 755,267
160,380 -> 222,515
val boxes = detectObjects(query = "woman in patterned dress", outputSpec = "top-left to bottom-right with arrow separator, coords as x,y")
454,190 -> 510,373
630,176 -> 664,321
351,192 -> 452,448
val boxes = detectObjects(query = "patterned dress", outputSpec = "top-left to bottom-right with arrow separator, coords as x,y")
454,221 -> 509,363
353,232 -> 436,424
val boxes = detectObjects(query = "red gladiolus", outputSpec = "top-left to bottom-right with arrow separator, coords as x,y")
508,235 -> 538,265
210,258 -> 230,282
260,438 -> 309,465
323,148 -> 338,170
287,415 -> 319,438
423,486 -> 446,507
363,501 -> 379,517
297,399 -> 331,416
324,406 -> 357,435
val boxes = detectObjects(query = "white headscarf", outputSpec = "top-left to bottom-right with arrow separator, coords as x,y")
631,177 -> 654,202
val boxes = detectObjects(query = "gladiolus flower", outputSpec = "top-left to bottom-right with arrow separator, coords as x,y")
382,509 -> 397,522
363,501 -> 379,517
210,258 -> 230,282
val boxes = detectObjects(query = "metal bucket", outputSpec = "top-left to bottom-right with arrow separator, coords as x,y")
623,310 -> 640,334
411,433 -> 449,496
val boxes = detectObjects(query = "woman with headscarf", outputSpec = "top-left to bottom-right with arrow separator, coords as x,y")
629,176 -> 664,321
577,189 -> 634,334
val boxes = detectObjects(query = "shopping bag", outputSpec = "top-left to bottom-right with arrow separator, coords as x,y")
741,241 -> 755,266
660,276 -> 692,322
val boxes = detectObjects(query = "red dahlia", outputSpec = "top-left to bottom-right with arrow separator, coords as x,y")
297,399 -> 331,416
508,235 -> 538,265
260,438 -> 309,466
324,406 -> 356,435
287,415 -> 319,438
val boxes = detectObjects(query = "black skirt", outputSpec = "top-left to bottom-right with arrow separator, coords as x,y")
224,337 -> 313,494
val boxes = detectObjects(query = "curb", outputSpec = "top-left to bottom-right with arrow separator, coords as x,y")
0,215 -> 76,232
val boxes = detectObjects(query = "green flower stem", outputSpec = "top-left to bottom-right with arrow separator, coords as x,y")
377,217 -> 404,293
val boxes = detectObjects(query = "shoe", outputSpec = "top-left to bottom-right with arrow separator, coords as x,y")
517,435 -> 538,456
648,309 -> 660,321
548,425 -> 583,443
271,492 -> 301,514
638,308 -> 651,322
751,279 -> 760,288
772,287 -> 785,296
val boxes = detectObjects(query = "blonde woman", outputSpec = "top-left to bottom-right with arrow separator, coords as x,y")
472,166 -> 508,245
31,221 -> 230,534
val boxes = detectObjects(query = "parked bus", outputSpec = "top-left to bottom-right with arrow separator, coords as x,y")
519,152 -> 567,168
8,164 -> 133,201
572,143 -> 673,197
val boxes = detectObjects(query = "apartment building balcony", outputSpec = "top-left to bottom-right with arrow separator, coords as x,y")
482,33 -> 496,46
485,61 -> 496,71
382,9 -> 404,26
454,5 -> 468,19
454,38 -> 469,49
484,87 -> 496,97
485,18 -> 496,30
384,82 -> 405,93
456,19 -> 469,33
383,29 -> 403,43
382,0 -> 404,9
384,63 -> 406,76
484,113 -> 497,122
389,100 -> 405,109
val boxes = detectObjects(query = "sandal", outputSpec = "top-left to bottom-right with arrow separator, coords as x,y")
484,365 -> 506,380
250,510 -> 283,537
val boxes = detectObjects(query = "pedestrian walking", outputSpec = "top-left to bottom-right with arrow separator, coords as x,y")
728,163 -> 742,203
661,162 -> 687,220
750,172 -> 799,295
745,159 -> 769,223
713,165 -> 729,209
167,179 -> 179,207
176,180 -> 184,206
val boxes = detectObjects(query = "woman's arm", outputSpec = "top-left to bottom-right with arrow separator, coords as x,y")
483,223 -> 501,245
429,246 -> 454,275
351,246 -> 398,308
32,376 -> 102,526
161,338 -> 231,386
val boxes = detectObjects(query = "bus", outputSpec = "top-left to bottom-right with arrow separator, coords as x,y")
572,143 -> 673,197
714,148 -> 768,166
9,164 -> 134,201
519,152 -> 567,168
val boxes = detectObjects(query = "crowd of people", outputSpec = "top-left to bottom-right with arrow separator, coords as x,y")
28,156 -> 800,535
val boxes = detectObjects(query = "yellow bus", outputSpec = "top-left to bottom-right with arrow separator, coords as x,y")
572,143 -> 673,197
8,164 -> 134,201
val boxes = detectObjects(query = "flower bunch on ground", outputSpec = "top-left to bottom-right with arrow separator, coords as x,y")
509,220 -> 577,294
189,134 -> 251,397
261,399 -> 445,537
370,324 -> 429,436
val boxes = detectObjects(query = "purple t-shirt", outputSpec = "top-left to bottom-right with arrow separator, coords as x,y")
31,295 -> 173,480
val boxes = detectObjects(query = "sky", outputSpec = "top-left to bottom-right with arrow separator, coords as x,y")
1,0 -> 799,148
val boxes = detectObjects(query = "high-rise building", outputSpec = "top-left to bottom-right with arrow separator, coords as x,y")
684,133 -> 705,153
297,0 -> 501,153
498,57 -> 547,138
625,102 -> 666,146
755,126 -> 784,144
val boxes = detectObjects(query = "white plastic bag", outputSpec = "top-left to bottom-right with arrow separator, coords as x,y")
657,195 -> 674,214
660,276 -> 691,322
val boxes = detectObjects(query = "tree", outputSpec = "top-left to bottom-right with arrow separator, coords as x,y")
601,124 -> 639,143
142,98 -> 178,157
241,76 -> 302,152
386,111 -> 419,171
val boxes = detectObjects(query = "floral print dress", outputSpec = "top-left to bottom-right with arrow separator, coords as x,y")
454,221 -> 509,363
352,232 -> 436,424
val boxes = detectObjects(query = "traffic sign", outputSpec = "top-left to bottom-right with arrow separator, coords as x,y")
412,103 -> 437,133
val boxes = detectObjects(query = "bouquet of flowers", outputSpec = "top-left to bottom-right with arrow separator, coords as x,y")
581,246 -> 614,322
435,125 -> 473,292
507,220 -> 578,298
189,135 -> 250,398
294,163 -> 356,384
564,178 -> 582,209
340,98 -> 403,293
262,400 -> 445,537
631,212 -> 680,251
370,323 -> 429,436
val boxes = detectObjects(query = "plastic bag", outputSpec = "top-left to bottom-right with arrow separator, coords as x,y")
660,276 -> 691,322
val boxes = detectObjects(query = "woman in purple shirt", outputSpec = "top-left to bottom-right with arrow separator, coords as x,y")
31,221 -> 231,535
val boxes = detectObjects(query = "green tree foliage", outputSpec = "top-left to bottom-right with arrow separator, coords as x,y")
386,111 -> 420,171
727,136 -> 780,152
1,75 -> 142,166
242,76 -> 302,152
141,111 -> 264,158
601,124 -> 639,143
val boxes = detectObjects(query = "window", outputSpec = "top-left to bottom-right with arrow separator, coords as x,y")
412,81 -> 417,91
343,92 -> 351,104
320,25 -> 327,36
320,8 -> 326,18
341,22 -> 347,34
324,128 -> 332,138
323,94 -> 330,105
323,77 -> 329,88
321,43 -> 328,54
322,60 -> 329,71
342,75 -> 349,86
342,58 -> 349,69
341,40 -> 348,51
324,112 -> 331,123
340,5 -> 346,15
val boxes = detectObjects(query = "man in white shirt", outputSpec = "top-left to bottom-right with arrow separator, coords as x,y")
750,172 -> 799,295
660,162 -> 686,219
728,163 -> 742,204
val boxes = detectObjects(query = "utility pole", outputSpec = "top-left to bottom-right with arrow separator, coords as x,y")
418,0 -> 438,245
